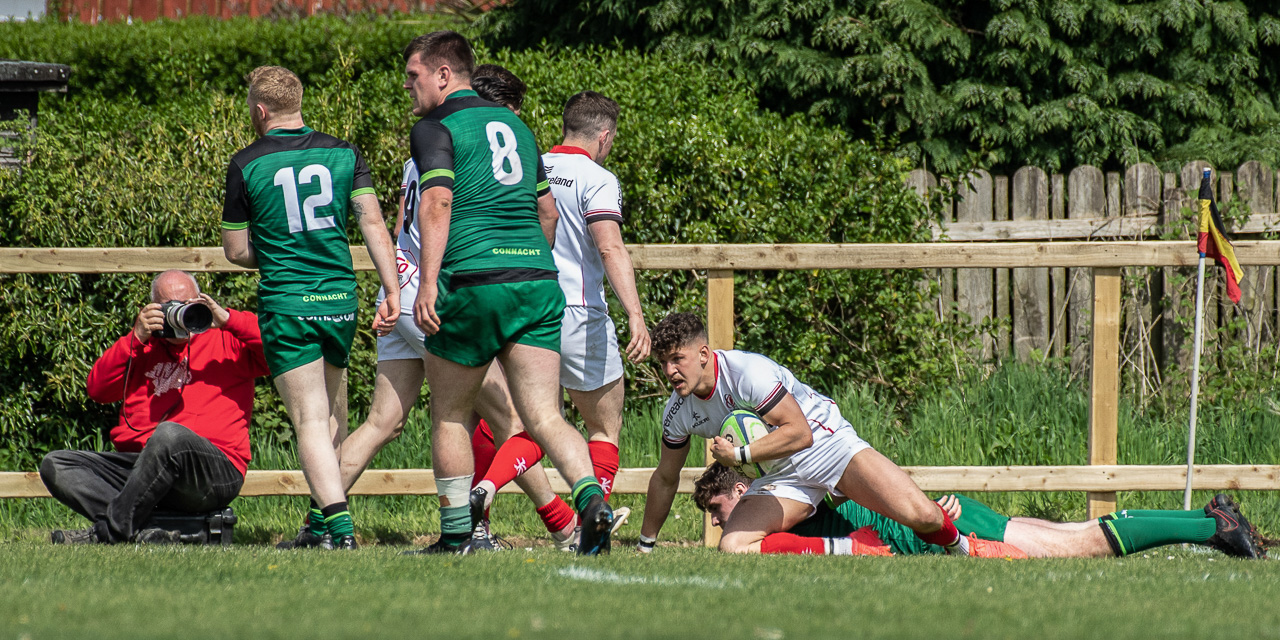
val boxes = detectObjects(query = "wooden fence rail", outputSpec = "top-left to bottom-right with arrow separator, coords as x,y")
4,241 -> 1280,545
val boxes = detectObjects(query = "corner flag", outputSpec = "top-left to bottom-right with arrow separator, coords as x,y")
1196,171 -> 1244,304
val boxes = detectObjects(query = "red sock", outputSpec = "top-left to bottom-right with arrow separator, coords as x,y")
471,420 -> 497,487
535,496 -> 575,534
587,440 -> 620,500
482,431 -> 544,490
760,532 -> 827,555
913,504 -> 961,548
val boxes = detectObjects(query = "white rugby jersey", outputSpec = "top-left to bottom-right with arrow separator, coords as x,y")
377,159 -> 422,311
543,146 -> 623,311
660,350 -> 853,451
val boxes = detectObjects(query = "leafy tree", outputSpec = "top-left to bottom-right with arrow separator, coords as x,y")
479,0 -> 1280,174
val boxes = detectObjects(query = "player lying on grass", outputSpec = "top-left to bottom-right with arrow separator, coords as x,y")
694,463 -> 1267,559
638,312 -> 972,555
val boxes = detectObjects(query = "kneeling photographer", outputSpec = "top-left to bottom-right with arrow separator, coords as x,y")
41,270 -> 269,544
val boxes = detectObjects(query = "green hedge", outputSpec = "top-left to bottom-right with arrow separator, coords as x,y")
0,18 -> 971,468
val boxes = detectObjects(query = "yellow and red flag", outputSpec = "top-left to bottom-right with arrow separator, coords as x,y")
1197,171 -> 1244,304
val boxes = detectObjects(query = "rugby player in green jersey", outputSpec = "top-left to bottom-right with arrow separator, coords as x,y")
399,31 -> 614,555
221,66 -> 402,550
691,464 -> 1265,559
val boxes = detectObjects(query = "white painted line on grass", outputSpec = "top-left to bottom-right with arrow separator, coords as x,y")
557,566 -> 743,589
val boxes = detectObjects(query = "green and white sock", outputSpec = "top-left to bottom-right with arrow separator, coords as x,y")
321,501 -> 354,539
440,505 -> 470,546
571,478 -> 605,512
308,499 -> 325,537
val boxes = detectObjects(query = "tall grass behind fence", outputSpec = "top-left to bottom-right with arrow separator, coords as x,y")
5,364 -> 1276,542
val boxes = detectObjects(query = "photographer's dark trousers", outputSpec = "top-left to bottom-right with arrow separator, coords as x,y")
39,422 -> 243,543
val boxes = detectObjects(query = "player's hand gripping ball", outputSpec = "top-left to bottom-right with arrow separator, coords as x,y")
719,409 -> 773,479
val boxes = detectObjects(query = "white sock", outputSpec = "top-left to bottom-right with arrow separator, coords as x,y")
945,534 -> 971,556
829,537 -> 853,555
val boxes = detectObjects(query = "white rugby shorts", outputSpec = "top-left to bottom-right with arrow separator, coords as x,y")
559,306 -> 623,392
744,427 -> 872,508
375,313 -> 426,361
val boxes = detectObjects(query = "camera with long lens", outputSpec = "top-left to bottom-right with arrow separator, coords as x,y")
156,301 -> 213,339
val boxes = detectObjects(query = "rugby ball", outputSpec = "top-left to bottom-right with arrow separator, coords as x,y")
719,409 -> 773,479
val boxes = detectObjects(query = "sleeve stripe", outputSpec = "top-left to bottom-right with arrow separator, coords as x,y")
350,187 -> 377,199
754,383 -> 786,415
583,209 -> 622,217
662,435 -> 690,450
221,221 -> 249,230
423,169 -> 454,181
536,180 -> 550,191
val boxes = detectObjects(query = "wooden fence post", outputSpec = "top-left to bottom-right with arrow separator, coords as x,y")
1088,267 -> 1121,519
704,269 -> 735,547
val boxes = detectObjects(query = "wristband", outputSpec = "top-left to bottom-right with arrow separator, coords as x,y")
742,445 -> 753,464
734,447 -> 744,464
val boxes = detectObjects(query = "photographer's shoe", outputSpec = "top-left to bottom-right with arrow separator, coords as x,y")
276,525 -> 325,550
51,527 -> 100,545
133,528 -> 181,544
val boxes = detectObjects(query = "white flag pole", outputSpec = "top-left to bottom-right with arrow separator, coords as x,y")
1183,197 -> 1210,511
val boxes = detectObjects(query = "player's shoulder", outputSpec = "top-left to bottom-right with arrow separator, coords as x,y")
720,349 -> 779,370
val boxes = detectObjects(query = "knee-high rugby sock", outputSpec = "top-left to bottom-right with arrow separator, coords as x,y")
1101,508 -> 1209,521
1099,516 -> 1215,556
308,498 -> 325,536
570,477 -> 605,513
913,505 -> 969,554
587,440 -> 620,501
482,432 -> 544,490
321,501 -> 354,538
471,420 -> 498,488
760,532 -> 828,555
536,497 -> 576,534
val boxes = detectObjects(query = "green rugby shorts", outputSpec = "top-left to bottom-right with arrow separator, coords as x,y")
952,495 -> 1011,542
260,311 -> 357,378
426,277 -> 564,367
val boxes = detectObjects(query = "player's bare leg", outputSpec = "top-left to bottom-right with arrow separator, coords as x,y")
498,342 -> 612,554
1003,520 -> 1112,558
473,362 -> 576,545
275,359 -> 353,547
835,448 -> 969,554
339,358 -> 424,491
718,495 -> 814,553
414,352 -> 486,552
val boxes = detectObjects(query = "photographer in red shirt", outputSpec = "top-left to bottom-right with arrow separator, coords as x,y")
40,270 -> 269,544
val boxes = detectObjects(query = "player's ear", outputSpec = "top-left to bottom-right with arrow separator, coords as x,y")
733,482 -> 748,497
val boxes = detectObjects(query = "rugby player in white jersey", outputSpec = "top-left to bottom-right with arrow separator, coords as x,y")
637,312 -> 971,555
469,91 -> 648,536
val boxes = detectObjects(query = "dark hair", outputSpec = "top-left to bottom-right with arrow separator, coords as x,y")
562,90 -> 619,138
403,30 -> 474,80
472,64 -> 527,112
693,463 -> 750,512
651,312 -> 708,359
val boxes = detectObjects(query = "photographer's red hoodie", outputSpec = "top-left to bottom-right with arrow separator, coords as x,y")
86,309 -> 269,475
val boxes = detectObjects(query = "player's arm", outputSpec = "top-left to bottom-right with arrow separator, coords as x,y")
352,192 -> 400,334
535,154 -> 557,248
709,392 -> 813,468
639,438 -> 690,551
408,119 -> 454,335
220,161 -> 258,268
589,219 -> 649,362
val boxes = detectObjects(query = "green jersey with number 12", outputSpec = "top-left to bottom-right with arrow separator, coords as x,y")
409,90 -> 553,280
222,126 -> 375,315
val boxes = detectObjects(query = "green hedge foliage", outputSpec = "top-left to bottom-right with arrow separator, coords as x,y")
478,0 -> 1280,175
0,18 -> 972,468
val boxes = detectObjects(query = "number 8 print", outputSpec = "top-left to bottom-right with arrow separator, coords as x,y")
485,121 -> 524,186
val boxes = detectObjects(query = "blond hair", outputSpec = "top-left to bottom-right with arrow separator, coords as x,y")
246,66 -> 302,115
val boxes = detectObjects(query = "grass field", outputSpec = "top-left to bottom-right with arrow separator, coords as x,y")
2,542 -> 1278,639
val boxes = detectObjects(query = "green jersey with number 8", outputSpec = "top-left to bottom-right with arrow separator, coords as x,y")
221,126 -> 375,315
410,90 -> 554,279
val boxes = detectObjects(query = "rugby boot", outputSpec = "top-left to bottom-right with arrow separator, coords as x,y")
1205,498 -> 1263,559
320,534 -> 358,550
468,486 -> 490,534
611,506 -> 631,536
402,538 -> 465,555
276,525 -> 326,550
1206,494 -> 1268,558
50,526 -> 100,545
555,526 -> 581,552
459,520 -> 500,554
575,494 -> 614,556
